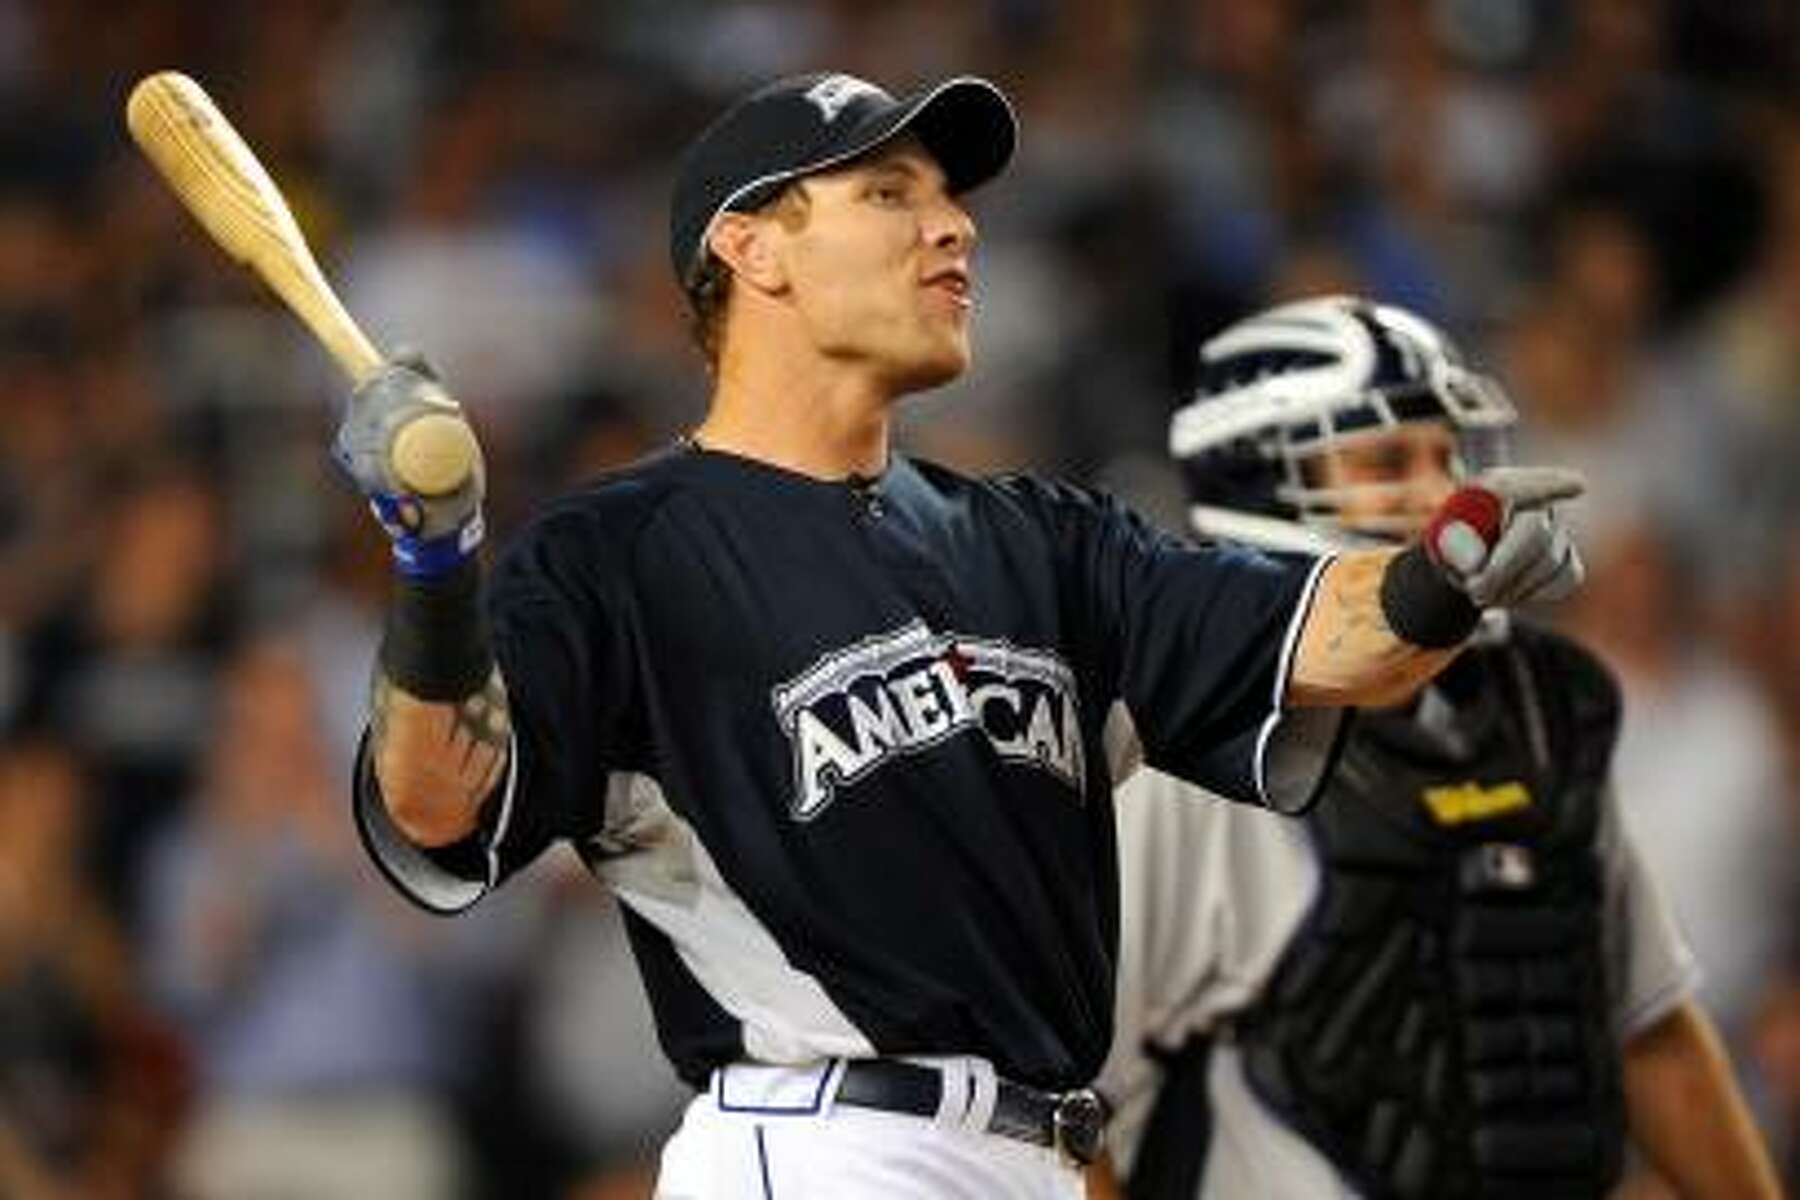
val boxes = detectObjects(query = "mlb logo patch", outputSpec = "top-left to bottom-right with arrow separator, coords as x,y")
1459,842 -> 1538,892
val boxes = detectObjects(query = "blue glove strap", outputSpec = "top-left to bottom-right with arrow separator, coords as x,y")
368,495 -> 485,580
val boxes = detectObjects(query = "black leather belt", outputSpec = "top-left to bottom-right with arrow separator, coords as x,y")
834,1059 -> 1108,1165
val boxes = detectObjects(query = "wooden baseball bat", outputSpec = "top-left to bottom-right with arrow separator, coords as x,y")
125,70 -> 476,497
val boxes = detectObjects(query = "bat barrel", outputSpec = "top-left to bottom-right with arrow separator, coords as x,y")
128,70 -> 478,497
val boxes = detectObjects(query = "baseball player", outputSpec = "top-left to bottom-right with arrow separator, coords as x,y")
329,75 -> 1586,1199
1090,297 -> 1782,1200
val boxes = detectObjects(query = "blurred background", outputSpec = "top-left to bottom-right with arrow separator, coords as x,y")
0,0 -> 1796,1196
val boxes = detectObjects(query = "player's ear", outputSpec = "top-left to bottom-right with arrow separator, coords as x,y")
708,212 -> 787,295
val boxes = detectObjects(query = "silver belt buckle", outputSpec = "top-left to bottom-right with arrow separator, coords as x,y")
1052,1087 -> 1107,1166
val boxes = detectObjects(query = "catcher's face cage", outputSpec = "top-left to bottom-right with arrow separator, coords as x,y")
1172,355 -> 1518,549
1270,365 -> 1516,541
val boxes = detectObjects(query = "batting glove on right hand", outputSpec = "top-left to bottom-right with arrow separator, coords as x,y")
330,350 -> 487,579
1426,466 -> 1586,608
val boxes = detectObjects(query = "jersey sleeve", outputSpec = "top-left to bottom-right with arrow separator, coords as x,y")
1027,478 -> 1346,812
1600,782 -> 1703,1039
353,507 -> 637,914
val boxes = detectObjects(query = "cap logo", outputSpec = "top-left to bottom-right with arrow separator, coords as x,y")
803,74 -> 884,123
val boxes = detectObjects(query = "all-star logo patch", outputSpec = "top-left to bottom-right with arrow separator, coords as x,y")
803,74 -> 886,124
772,621 -> 1085,821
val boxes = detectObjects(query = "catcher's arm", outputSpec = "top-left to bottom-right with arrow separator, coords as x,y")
1622,1001 -> 1783,1199
1084,1153 -> 1125,1200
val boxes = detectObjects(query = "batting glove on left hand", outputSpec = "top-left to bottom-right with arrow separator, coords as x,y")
1426,466 -> 1586,609
330,349 -> 487,579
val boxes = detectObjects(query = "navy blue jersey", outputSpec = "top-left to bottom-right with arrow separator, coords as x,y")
358,445 -> 1339,1089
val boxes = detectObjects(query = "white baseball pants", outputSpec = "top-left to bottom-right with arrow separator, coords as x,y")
653,1058 -> 1087,1200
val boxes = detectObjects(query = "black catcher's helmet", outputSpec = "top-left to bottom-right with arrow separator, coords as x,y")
1168,296 -> 1516,551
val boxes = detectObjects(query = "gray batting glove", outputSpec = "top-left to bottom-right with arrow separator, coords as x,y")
330,349 -> 487,578
1429,467 -> 1586,608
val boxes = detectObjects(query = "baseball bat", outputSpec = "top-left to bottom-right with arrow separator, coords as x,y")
125,70 -> 476,497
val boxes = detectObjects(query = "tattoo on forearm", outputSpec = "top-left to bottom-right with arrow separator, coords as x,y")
370,666 -> 511,817
1324,555 -> 1385,661
449,671 -> 511,785
1297,550 -> 1456,706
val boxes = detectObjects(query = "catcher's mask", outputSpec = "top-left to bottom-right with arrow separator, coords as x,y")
1168,296 -> 1517,553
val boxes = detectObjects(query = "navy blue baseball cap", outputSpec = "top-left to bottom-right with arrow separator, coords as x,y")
669,71 -> 1018,290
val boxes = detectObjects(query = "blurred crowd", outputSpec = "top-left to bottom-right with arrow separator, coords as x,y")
0,0 -> 1796,1196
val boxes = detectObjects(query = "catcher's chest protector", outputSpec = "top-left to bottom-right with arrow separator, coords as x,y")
1238,628 -> 1626,1199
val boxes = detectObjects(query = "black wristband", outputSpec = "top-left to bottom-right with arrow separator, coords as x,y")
379,556 -> 495,701
1379,544 -> 1482,649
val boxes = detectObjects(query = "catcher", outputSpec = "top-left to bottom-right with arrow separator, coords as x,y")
1090,297 -> 1782,1199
